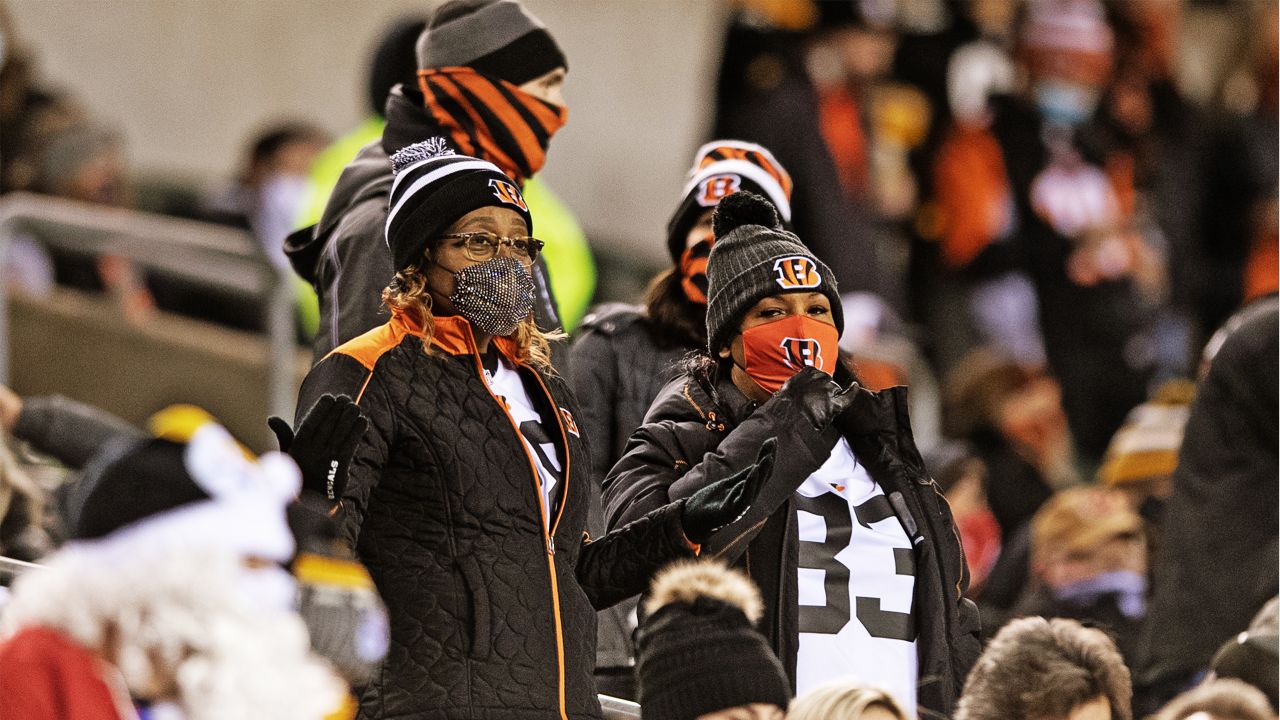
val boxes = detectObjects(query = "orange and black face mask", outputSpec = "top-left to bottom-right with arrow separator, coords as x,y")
679,232 -> 714,304
739,315 -> 840,394
418,67 -> 568,186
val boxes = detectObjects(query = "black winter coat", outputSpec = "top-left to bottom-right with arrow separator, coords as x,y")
284,85 -> 562,364
602,369 -> 982,719
566,304 -> 695,671
297,312 -> 697,719
1137,296 -> 1279,706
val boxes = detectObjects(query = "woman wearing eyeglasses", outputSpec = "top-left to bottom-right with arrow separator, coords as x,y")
291,140 -> 769,720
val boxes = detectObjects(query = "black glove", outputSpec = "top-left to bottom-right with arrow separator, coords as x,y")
269,394 -> 368,501
681,438 -> 778,544
776,366 -> 857,429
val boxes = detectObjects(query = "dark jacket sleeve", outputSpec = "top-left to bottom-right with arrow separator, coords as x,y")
311,198 -> 396,361
296,353 -> 394,548
575,500 -> 696,610
604,389 -> 837,527
14,396 -> 145,469
566,327 -> 620,487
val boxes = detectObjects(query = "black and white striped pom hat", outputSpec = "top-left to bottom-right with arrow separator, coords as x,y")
385,137 -> 533,271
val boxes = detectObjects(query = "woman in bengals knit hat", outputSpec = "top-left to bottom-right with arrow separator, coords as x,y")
567,140 -> 794,698
292,140 -> 777,720
604,191 -> 981,719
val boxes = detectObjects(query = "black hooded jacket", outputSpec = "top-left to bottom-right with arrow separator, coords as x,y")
285,85 -> 562,363
297,311 -> 697,719
602,367 -> 982,719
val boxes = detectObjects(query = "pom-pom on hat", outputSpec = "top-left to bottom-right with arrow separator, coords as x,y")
416,0 -> 566,86
384,137 -> 533,272
704,191 -> 842,354
636,561 -> 791,720
666,140 -> 794,264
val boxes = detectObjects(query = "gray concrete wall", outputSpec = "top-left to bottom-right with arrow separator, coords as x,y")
6,0 -> 725,265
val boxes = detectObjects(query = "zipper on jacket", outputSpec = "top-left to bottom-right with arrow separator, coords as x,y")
464,333 -> 570,720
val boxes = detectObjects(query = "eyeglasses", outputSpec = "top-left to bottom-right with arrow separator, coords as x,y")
440,232 -> 545,263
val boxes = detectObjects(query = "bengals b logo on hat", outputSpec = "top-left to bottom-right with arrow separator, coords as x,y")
773,256 -> 821,289
696,174 -> 742,207
780,337 -> 825,370
489,179 -> 528,212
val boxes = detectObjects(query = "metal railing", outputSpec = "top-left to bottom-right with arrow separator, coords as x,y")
0,193 -> 298,423
0,554 -> 40,585
600,694 -> 642,719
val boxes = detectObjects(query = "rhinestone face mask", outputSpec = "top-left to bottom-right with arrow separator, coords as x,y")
449,256 -> 537,337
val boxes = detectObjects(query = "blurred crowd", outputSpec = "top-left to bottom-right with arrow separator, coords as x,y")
0,0 -> 1275,719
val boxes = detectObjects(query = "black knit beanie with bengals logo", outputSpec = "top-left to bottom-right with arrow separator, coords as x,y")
704,191 -> 842,354
384,138 -> 533,272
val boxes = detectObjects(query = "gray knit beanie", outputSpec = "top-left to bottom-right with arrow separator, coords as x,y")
416,0 -> 566,85
705,192 -> 842,354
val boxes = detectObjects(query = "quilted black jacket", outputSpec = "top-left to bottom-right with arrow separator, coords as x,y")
602,367 -> 982,719
297,311 -> 697,720
567,304 -> 693,670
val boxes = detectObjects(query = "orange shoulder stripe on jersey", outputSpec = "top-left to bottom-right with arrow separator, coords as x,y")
324,312 -> 423,371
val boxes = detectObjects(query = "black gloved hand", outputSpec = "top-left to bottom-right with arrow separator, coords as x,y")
269,394 -> 368,501
776,366 -> 857,429
681,438 -> 778,544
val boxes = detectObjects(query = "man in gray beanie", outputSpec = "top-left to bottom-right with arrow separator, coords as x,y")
416,0 -> 566,89
285,0 -> 583,364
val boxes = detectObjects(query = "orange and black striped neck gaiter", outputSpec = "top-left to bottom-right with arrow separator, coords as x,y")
418,67 -> 567,187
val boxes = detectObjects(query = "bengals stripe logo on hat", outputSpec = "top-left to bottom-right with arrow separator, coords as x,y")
696,174 -> 742,207
780,337 -> 826,370
489,179 -> 528,211
773,256 -> 822,289
698,144 -> 794,199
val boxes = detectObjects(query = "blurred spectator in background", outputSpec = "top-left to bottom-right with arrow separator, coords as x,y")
570,139 -> 793,699
1197,1 -> 1279,340
1138,295 -> 1279,713
635,560 -> 792,720
714,0 -> 907,309
928,442 -> 1000,597
1017,487 -> 1147,665
955,616 -> 1132,720
786,679 -> 910,720
1096,377 -> 1194,554
942,348 -> 1075,544
0,425 -> 343,720
155,122 -> 329,336
201,121 -> 330,269
930,0 -> 1172,464
1154,679 -> 1276,720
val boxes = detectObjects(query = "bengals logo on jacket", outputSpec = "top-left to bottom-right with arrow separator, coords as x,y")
773,256 -> 822,289
779,337 -> 826,370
